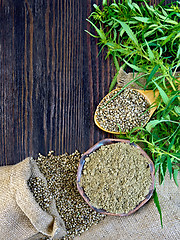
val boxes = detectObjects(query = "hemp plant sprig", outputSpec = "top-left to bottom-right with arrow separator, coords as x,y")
86,0 -> 180,227
87,0 -> 180,90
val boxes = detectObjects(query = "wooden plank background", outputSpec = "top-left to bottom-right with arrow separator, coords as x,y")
0,0 -> 173,166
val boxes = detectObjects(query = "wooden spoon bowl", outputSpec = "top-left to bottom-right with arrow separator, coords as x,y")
94,88 -> 159,134
77,138 -> 155,216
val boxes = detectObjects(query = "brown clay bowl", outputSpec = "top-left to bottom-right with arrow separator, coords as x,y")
77,138 -> 155,216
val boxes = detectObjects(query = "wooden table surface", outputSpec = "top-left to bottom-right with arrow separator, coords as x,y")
0,0 -> 172,166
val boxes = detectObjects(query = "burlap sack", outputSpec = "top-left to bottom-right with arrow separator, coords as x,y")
116,68 -> 180,90
116,68 -> 146,89
76,173 -> 180,240
0,157 -> 66,240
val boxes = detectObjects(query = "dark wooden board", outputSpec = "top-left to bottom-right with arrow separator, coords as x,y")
0,0 -> 173,166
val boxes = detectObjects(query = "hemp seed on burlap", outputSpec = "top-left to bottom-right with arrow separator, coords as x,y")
32,151 -> 105,240
0,157 -> 66,240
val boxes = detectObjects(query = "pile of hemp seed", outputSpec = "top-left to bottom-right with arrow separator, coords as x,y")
28,151 -> 105,239
80,142 -> 152,214
27,176 -> 53,212
95,88 -> 150,132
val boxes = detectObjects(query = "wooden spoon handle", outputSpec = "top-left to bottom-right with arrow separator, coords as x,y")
136,89 -> 159,118
136,89 -> 159,105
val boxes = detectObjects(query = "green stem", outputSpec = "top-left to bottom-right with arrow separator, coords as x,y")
138,139 -> 180,161
166,76 -> 176,91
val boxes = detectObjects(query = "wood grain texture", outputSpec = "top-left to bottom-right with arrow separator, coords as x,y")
0,0 -> 173,166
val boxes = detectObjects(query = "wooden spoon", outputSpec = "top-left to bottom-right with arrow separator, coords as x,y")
94,88 -> 159,134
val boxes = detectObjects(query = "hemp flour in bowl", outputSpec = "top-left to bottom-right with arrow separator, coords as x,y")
77,139 -> 155,216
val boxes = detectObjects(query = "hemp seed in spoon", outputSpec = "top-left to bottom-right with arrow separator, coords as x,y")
95,88 -> 150,132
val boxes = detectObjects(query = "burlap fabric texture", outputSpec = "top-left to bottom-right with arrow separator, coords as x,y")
0,157 -> 66,240
116,68 -> 180,90
116,68 -> 146,89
